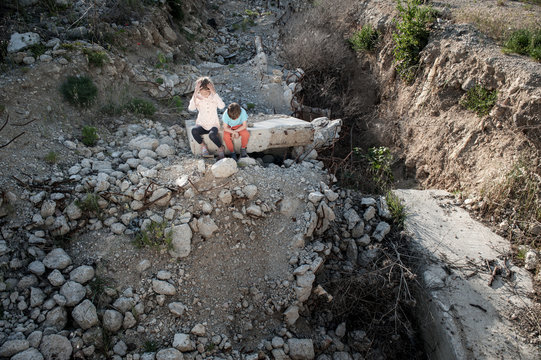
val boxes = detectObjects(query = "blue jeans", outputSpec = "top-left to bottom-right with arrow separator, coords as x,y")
191,126 -> 222,148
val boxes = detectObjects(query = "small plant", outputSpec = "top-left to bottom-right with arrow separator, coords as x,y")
83,48 -> 108,67
134,221 -> 173,249
155,78 -> 164,85
126,98 -> 156,116
349,24 -> 379,52
365,146 -> 394,189
392,0 -> 434,83
170,95 -> 183,112
44,150 -> 58,164
143,340 -> 159,352
246,103 -> 255,110
155,52 -> 170,69
81,125 -> 98,146
76,193 -> 101,215
517,247 -> 528,260
385,191 -> 407,229
228,64 -> 235,69
29,43 -> 46,58
60,75 -> 98,107
503,28 -> 541,61
460,85 -> 497,117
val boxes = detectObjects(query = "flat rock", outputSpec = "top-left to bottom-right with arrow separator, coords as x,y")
152,279 -> 176,295
43,248 -> 72,270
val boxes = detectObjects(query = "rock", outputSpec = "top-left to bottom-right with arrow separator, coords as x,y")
246,204 -> 262,217
65,201 -> 82,220
156,144 -> 175,157
324,189 -> 339,202
316,201 -> 335,235
129,135 -> 159,151
169,224 -> 192,259
66,26 -> 88,39
218,189 -> 232,204
113,297 -> 135,313
138,149 -> 157,159
47,269 -> 65,286
197,216 -> 218,238
169,302 -> 187,317
308,192 -> 324,204
103,310 -> 123,332
41,200 -> 56,218
524,250 -> 538,271
156,348 -> 183,360
50,215 -> 70,236
152,280 -> 176,295
111,222 -> 126,234
378,196 -> 392,220
351,220 -> 364,238
191,324 -> 205,336
7,32 -> 40,53
243,185 -> 258,199
28,260 -> 45,275
30,287 -> 46,307
60,281 -> 86,306
0,339 -> 29,357
27,331 -> 42,348
11,348 -> 44,360
344,209 -> 361,229
113,340 -> 128,356
288,339 -> 315,360
40,334 -> 72,360
70,265 -> 95,284
18,274 -> 38,289
123,311 -> 137,328
335,322 -> 347,338
72,300 -> 98,329
149,188 -> 172,206
346,239 -> 358,263
332,352 -> 353,360
237,157 -> 257,166
202,201 -> 213,214
137,259 -> 151,272
43,248 -> 72,270
372,221 -> 391,242
173,333 -> 195,352
44,306 -> 67,329
284,305 -> 299,326
210,158 -> 238,178
363,206 -> 376,221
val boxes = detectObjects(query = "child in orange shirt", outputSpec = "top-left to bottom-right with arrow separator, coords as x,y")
222,103 -> 250,160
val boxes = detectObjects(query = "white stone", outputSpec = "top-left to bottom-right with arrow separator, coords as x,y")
43,248 -> 72,269
190,324 -> 206,336
103,309 -> 123,332
284,305 -> 299,326
72,299 -> 98,329
8,32 -> 40,53
152,280 -> 176,295
156,348 -> 183,360
156,144 -> 175,157
168,302 -> 187,317
173,333 -> 195,352
524,250 -> 538,271
197,216 -> 218,238
218,189 -> 232,204
211,158 -> 238,178
60,281 -> 86,306
243,185 -> 258,199
169,224 -> 192,258
70,265 -> 95,284
372,221 -> 391,242
308,192 -> 324,204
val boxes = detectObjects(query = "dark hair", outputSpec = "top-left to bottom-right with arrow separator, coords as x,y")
227,103 -> 241,119
200,78 -> 210,91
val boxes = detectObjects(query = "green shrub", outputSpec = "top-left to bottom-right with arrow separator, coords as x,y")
385,191 -> 407,229
392,0 -> 434,83
460,85 -> 497,117
76,193 -> 101,215
349,24 -> 379,52
126,98 -> 156,116
246,103 -> 255,110
134,221 -> 172,249
44,150 -> 58,164
83,48 -> 108,67
29,43 -> 46,58
81,125 -> 98,146
503,29 -> 541,60
60,75 -> 98,107
365,146 -> 394,190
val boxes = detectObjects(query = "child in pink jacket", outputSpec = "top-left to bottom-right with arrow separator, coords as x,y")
188,77 -> 226,159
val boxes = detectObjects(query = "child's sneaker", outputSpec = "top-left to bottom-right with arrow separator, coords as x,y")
240,148 -> 248,158
230,152 -> 238,161
201,145 -> 210,157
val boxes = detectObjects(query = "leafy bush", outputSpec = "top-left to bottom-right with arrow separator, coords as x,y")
60,75 -> 98,107
125,98 -> 156,116
246,103 -> 255,110
503,29 -> 541,60
365,146 -> 394,190
82,126 -> 98,146
134,221 -> 172,249
460,85 -> 497,117
349,24 -> 379,52
83,48 -> 108,67
392,0 -> 434,83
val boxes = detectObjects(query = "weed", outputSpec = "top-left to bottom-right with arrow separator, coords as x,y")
392,0 -> 434,83
76,193 -> 101,215
364,146 -> 394,190
503,28 -> 541,61
349,24 -> 379,52
100,101 -> 124,116
170,95 -> 183,111
155,52 -> 170,69
228,64 -> 235,69
125,98 -> 156,116
28,43 -> 46,58
385,191 -> 407,229
206,342 -> 216,352
88,275 -> 110,305
155,78 -> 164,85
44,150 -> 58,164
60,75 -> 98,107
83,48 -> 108,67
517,247 -> 528,260
143,340 -> 159,352
133,220 -> 173,249
81,125 -> 98,146
460,84 -> 497,117
246,103 -> 255,110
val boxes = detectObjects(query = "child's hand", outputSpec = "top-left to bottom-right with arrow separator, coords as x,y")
233,132 -> 240,139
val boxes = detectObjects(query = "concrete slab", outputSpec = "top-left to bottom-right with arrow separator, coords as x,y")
394,189 -> 539,360
185,114 -> 314,155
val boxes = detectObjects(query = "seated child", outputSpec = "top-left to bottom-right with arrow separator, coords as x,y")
222,103 -> 250,160
188,77 -> 226,159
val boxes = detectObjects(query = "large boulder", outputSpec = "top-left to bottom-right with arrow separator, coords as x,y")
72,300 -> 98,329
40,335 -> 72,360
7,32 -> 40,53
210,158 -> 238,178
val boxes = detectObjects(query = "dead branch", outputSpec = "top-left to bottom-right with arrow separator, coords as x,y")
0,114 -> 26,149
11,118 -> 37,127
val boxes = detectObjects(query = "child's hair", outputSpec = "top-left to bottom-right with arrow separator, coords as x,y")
199,78 -> 210,91
227,103 -> 242,119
